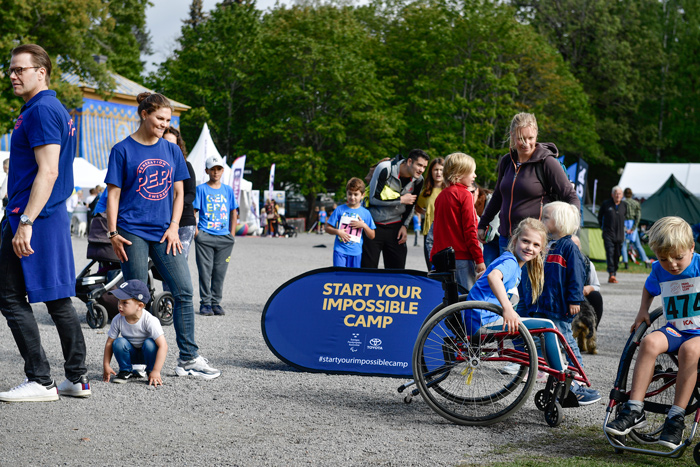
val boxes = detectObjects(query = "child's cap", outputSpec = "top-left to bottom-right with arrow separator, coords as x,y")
206,155 -> 225,169
109,279 -> 150,304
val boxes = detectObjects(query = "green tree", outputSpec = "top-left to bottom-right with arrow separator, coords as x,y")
366,0 -> 603,186
239,3 -> 404,203
149,1 -> 261,156
100,0 -> 153,81
0,0 -> 152,134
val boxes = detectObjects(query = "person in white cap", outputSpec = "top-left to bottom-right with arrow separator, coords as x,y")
193,155 -> 238,316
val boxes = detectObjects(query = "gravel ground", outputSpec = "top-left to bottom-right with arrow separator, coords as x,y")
0,232 -> 657,465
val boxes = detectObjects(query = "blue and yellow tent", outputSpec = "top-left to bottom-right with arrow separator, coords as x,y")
1,71 -> 189,170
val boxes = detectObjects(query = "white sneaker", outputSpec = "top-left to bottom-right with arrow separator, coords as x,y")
499,362 -> 521,375
57,375 -> 92,398
132,364 -> 147,379
175,356 -> 221,380
0,380 -> 59,402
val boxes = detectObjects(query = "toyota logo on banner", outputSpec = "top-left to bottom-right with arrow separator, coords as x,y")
369,338 -> 382,346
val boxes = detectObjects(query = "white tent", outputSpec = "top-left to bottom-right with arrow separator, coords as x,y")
0,151 -> 8,188
187,123 -> 232,186
618,163 -> 700,198
186,124 -> 260,234
73,157 -> 107,190
0,154 -> 107,193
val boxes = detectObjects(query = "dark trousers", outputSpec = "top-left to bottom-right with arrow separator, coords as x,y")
362,222 -> 407,269
0,220 -> 87,385
586,292 -> 604,329
603,235 -> 622,275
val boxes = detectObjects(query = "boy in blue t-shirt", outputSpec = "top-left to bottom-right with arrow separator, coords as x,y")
325,177 -> 376,268
193,155 -> 238,316
606,217 -> 700,449
318,206 -> 327,234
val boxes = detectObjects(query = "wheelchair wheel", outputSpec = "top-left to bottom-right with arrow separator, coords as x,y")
693,442 -> 700,465
86,303 -> 108,329
151,292 -> 174,326
412,301 -> 538,426
544,400 -> 563,427
614,307 -> 700,444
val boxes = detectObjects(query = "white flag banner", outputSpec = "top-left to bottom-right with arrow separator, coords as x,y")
268,163 -> 275,199
231,155 -> 246,203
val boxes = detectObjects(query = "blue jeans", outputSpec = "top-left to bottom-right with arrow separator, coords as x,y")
622,230 -> 649,263
535,314 -> 584,370
113,337 -> 158,372
482,236 -> 501,268
486,317 -> 565,372
498,234 -> 510,255
455,260 -> 476,292
119,230 -> 198,361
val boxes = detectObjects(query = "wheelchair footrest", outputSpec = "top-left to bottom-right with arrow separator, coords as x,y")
559,389 -> 580,408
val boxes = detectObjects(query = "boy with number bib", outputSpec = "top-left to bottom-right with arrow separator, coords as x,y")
325,177 -> 375,268
606,216 -> 700,449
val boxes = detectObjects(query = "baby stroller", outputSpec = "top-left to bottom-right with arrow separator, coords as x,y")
278,216 -> 298,237
75,213 -> 174,329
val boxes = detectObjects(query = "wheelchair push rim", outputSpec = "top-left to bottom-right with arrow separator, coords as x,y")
412,301 -> 538,426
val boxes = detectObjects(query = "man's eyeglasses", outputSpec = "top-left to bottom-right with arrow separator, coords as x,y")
9,66 -> 41,77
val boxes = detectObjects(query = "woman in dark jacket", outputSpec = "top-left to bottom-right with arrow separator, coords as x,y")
478,112 -> 579,252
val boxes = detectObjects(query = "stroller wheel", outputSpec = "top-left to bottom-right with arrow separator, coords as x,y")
87,303 -> 109,329
152,292 -> 174,326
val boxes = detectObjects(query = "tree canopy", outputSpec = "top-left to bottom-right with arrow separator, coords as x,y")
0,0 -> 152,134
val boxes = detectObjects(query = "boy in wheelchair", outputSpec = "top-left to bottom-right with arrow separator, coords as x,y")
606,216 -> 700,449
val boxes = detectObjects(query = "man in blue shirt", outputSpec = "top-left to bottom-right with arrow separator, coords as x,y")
0,44 -> 90,402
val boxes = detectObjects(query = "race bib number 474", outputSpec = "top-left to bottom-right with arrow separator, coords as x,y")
661,278 -> 700,331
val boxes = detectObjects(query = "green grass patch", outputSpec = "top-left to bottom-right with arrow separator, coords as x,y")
472,425 -> 696,466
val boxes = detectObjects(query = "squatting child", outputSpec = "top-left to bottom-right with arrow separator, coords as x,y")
194,155 -> 238,316
325,177 -> 376,268
606,216 -> 700,449
521,201 -> 601,405
464,218 -> 566,374
102,279 -> 168,387
430,152 -> 485,291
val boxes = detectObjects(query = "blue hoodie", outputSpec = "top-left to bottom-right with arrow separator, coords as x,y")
521,235 -> 585,321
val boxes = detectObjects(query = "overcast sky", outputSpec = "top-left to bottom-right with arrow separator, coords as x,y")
143,0 -> 281,74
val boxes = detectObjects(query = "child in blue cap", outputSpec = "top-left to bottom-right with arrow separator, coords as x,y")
102,279 -> 168,387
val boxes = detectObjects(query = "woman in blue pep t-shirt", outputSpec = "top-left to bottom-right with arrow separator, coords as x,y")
105,92 -> 220,381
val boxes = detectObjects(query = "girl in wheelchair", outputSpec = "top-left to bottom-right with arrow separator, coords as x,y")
605,216 -> 700,449
465,218 -> 566,380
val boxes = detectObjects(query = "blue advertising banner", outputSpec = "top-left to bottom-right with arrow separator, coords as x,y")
262,268 -> 445,377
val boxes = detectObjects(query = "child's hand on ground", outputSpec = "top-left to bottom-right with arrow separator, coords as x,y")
149,371 -> 163,387
103,365 -> 116,382
569,304 -> 580,316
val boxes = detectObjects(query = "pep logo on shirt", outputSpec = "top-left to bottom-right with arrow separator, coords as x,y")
136,159 -> 173,201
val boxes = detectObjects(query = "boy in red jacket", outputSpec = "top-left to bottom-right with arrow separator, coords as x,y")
430,153 -> 485,290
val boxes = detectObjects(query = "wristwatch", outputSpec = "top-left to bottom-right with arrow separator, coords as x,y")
108,231 -> 119,239
20,214 -> 33,226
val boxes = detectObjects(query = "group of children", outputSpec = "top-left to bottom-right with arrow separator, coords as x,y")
103,154 -> 238,386
324,152 -> 700,449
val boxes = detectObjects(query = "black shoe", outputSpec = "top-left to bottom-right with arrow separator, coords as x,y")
605,403 -> 647,436
624,262 -> 629,270
212,305 -> 225,316
658,413 -> 685,449
112,371 -> 133,384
